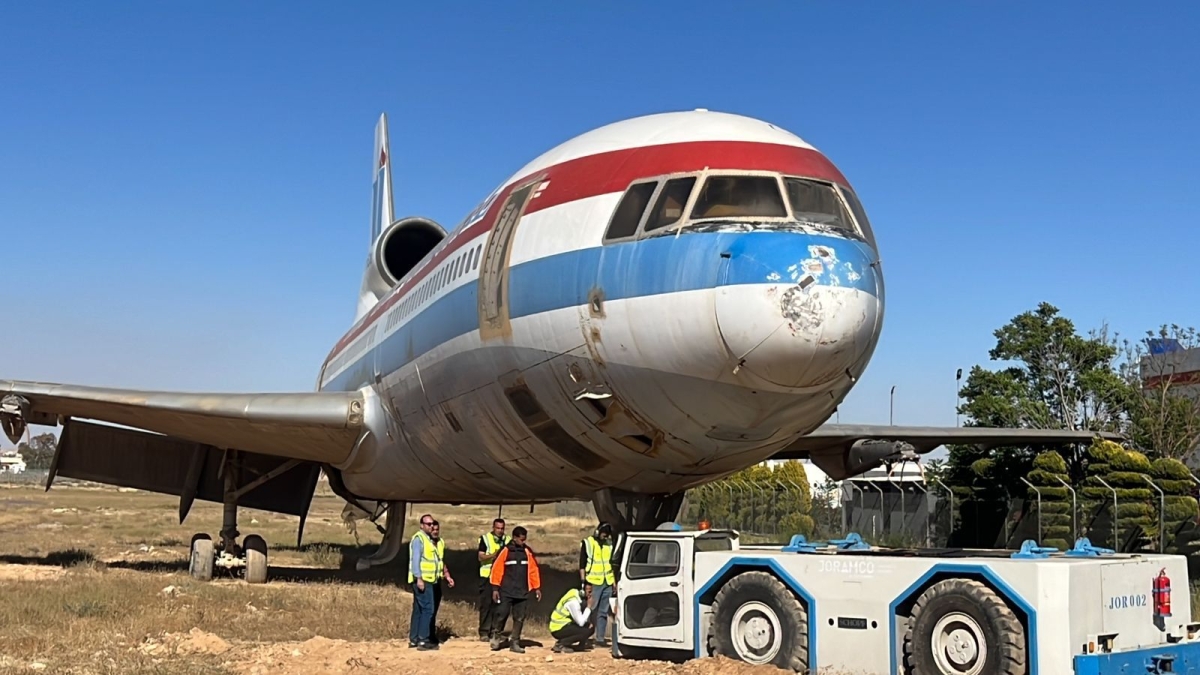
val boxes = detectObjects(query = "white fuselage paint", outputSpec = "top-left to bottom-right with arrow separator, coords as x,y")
318,111 -> 885,504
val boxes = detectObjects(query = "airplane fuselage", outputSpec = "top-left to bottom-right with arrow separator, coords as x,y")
317,112 -> 884,504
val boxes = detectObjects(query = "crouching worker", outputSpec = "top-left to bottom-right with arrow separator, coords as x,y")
548,583 -> 594,653
488,526 -> 542,653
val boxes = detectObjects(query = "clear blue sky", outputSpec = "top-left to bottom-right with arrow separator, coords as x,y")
2,3 -> 1197,429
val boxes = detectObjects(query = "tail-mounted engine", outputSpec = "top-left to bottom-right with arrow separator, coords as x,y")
357,216 -> 445,318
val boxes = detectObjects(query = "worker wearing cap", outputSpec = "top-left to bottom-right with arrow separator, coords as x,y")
489,526 -> 542,653
476,517 -> 509,641
549,583 -> 594,653
579,522 -> 615,647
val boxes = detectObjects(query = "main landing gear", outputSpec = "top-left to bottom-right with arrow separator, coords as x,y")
187,450 -> 270,584
592,488 -> 686,533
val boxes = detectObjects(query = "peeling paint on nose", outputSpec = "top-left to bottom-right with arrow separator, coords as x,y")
715,233 -> 882,390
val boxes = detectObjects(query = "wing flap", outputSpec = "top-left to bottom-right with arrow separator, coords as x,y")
52,419 -> 322,521
1,380 -> 365,465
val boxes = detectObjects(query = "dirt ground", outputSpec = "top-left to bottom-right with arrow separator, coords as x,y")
146,630 -> 773,675
0,481 -> 783,675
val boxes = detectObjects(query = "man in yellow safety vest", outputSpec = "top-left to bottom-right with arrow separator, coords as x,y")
549,583 -> 594,653
427,520 -> 454,645
578,522 -> 615,647
476,517 -> 509,641
407,514 -> 437,650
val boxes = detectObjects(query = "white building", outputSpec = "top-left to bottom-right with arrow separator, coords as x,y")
1139,338 -> 1200,462
0,453 -> 26,474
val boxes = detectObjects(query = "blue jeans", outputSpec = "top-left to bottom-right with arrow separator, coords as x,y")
592,583 -> 613,642
409,582 -> 434,644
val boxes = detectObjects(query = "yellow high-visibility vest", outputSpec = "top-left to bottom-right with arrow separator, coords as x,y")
549,588 -> 583,633
479,532 -> 510,578
407,532 -> 445,583
583,536 -> 614,585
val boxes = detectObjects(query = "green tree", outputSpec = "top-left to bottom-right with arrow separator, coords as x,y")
17,432 -> 57,470
957,302 -> 1128,433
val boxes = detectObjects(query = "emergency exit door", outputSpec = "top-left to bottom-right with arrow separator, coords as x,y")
478,181 -> 536,339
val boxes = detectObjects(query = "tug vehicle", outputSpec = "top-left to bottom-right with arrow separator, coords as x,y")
612,528 -> 1200,674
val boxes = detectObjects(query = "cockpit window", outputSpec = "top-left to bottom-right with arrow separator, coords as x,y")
838,186 -> 876,246
691,176 -> 786,219
605,181 -> 658,241
645,177 -> 696,232
784,178 -> 855,233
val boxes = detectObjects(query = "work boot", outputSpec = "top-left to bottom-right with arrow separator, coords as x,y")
551,644 -> 573,654
510,642 -> 525,654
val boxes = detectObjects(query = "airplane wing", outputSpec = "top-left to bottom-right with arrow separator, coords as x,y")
0,380 -> 368,523
775,424 -> 1124,480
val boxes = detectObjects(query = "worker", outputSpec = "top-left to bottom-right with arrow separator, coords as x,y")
579,522 -> 615,647
548,583 -> 594,653
476,517 -> 509,641
488,525 -> 542,653
427,520 -> 454,645
407,513 -> 438,650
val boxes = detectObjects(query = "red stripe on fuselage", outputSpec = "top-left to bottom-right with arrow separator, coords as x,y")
323,140 -> 850,367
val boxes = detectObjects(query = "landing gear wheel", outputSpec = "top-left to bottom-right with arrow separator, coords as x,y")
189,534 -> 214,582
902,578 -> 1026,675
711,571 -> 808,672
243,534 -> 268,584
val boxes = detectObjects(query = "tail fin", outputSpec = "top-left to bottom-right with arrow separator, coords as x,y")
370,113 -> 394,245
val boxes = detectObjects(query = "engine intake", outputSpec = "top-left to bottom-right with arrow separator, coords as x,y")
358,216 -> 445,318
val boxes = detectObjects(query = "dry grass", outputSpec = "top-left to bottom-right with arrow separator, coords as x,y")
0,483 -> 603,674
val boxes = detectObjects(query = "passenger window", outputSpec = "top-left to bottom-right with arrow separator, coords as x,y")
645,177 -> 696,232
784,178 -> 854,233
691,176 -> 786,219
605,182 -> 658,241
625,540 -> 680,579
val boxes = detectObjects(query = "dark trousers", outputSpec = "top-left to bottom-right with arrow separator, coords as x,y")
478,578 -> 496,638
492,596 -> 528,643
430,582 -> 443,643
408,582 -> 434,644
551,622 -> 594,648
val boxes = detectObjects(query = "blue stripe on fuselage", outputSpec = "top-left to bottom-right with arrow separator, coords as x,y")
321,230 -> 878,392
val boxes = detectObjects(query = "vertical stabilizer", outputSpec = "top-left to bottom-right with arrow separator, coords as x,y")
370,113 -> 394,246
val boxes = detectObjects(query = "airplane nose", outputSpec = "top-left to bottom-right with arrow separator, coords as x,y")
715,233 -> 882,390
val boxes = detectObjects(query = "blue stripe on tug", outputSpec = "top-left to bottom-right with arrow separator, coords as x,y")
1074,641 -> 1200,674
323,229 -> 878,393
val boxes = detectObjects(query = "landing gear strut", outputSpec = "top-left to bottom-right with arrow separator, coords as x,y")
592,488 -> 685,533
187,450 -> 271,584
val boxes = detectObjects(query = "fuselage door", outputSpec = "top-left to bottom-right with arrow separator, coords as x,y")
478,180 -> 537,340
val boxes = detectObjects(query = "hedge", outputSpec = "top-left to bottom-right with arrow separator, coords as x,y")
1033,452 -> 1067,473
1151,458 -> 1193,481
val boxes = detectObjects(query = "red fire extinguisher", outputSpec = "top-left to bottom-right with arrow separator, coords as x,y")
1153,569 -> 1172,619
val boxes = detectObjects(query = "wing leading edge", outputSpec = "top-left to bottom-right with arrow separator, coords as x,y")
1,380 -> 365,465
776,424 -> 1124,480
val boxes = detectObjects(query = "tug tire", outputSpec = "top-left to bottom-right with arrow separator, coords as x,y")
710,571 -> 808,672
902,578 -> 1026,675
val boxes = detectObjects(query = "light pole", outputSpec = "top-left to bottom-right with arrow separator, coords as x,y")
955,368 -> 963,427
890,386 -> 896,426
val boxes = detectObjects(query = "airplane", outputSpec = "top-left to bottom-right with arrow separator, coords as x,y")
0,110 -> 1115,581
